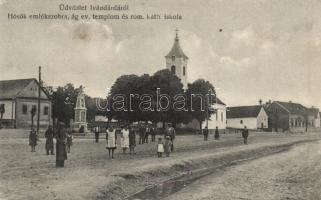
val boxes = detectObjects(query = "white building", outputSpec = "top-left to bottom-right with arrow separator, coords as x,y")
182,98 -> 227,132
227,105 -> 268,130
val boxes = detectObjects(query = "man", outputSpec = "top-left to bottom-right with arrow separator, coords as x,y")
241,126 -> 249,145
203,126 -> 209,141
29,127 -> 37,152
138,125 -> 145,144
214,126 -> 220,140
56,122 -> 68,168
165,124 -> 176,152
150,127 -> 156,142
45,125 -> 55,155
94,126 -> 100,143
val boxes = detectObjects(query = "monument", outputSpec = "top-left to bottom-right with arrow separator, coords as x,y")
73,87 -> 87,132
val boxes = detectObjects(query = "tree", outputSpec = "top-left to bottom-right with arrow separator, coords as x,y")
45,83 -> 82,127
185,79 -> 216,130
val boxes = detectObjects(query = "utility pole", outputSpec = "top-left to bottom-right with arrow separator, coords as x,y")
37,66 -> 41,134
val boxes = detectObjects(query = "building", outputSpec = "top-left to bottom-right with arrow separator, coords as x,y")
0,78 -> 51,128
265,101 -> 316,132
165,30 -> 188,89
307,107 -> 321,128
226,105 -> 268,130
179,98 -> 226,132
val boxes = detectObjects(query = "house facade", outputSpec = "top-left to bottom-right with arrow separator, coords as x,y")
0,78 -> 52,128
265,101 -> 316,132
226,105 -> 268,130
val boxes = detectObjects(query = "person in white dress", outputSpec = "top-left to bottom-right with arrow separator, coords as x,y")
157,137 -> 164,158
106,126 -> 117,158
121,126 -> 130,153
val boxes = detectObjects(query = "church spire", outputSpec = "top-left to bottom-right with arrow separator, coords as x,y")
165,29 -> 188,59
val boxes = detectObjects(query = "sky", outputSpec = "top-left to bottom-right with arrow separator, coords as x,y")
1,0 -> 321,108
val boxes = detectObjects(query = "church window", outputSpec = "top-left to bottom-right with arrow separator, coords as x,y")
172,56 -> 175,61
183,66 -> 186,76
171,65 -> 176,75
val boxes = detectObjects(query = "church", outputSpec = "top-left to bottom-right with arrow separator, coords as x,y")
164,31 -> 227,132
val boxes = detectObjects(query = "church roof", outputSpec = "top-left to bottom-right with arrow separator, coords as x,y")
165,34 -> 188,59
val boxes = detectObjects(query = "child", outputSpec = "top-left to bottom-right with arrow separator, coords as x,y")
164,136 -> 172,157
157,137 -> 164,158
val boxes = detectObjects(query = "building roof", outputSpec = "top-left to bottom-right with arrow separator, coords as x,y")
165,34 -> 188,59
0,78 -> 46,99
227,105 -> 263,118
307,107 -> 320,118
215,97 -> 225,106
274,101 -> 311,115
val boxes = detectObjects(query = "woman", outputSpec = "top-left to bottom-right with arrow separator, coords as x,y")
106,126 -> 117,158
121,126 -> 130,153
129,126 -> 136,154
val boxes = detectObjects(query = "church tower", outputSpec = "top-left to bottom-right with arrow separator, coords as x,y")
165,30 -> 189,89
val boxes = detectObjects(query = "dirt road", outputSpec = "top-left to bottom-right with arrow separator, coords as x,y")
165,140 -> 321,200
0,129 -> 320,200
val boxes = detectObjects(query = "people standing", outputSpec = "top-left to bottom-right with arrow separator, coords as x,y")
145,126 -> 150,143
164,136 -> 172,157
139,125 -> 145,144
242,126 -> 249,145
214,126 -> 220,140
157,137 -> 164,158
151,127 -> 156,142
56,122 -> 67,168
106,126 -> 117,158
203,126 -> 209,141
94,126 -> 100,143
129,126 -> 136,154
45,125 -> 55,155
165,124 -> 176,152
29,127 -> 37,152
121,126 -> 130,153
66,130 -> 73,153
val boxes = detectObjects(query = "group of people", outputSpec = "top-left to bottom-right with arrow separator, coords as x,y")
28,123 -> 73,168
202,126 -> 220,141
202,126 -> 249,145
96,123 -> 176,159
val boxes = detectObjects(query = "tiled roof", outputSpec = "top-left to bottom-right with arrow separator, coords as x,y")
227,105 -> 263,118
274,101 -> 310,115
0,78 -> 35,99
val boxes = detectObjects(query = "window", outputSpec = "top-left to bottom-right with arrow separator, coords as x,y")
221,112 -> 223,122
171,65 -> 176,75
171,56 -> 175,61
44,106 -> 49,115
216,111 -> 218,121
183,66 -> 186,76
22,104 -> 27,114
240,120 -> 243,124
31,105 -> 37,114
